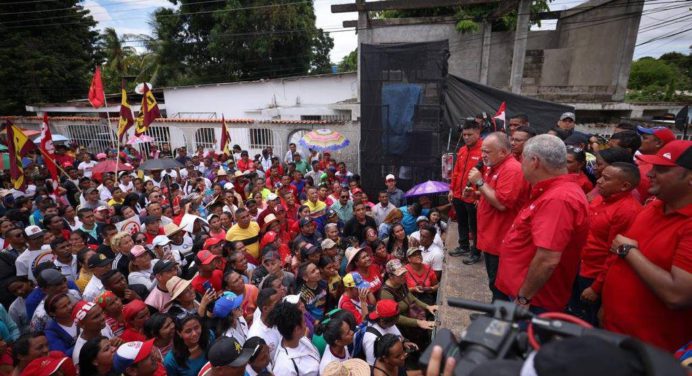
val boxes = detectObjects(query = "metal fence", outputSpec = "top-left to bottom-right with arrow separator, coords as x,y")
195,128 -> 217,150
249,128 -> 273,150
60,123 -> 114,153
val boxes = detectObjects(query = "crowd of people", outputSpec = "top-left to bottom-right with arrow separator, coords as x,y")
0,110 -> 689,376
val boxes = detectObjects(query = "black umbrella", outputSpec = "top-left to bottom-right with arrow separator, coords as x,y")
139,158 -> 184,171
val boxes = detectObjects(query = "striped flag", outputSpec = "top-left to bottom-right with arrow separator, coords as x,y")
220,115 -> 232,158
135,83 -> 160,136
39,114 -> 59,183
6,122 -> 37,190
117,81 -> 135,142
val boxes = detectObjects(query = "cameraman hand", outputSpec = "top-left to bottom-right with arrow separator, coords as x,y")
581,287 -> 599,303
426,345 -> 456,376
417,320 -> 435,330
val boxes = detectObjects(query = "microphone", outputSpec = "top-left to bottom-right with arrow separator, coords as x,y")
466,160 -> 484,188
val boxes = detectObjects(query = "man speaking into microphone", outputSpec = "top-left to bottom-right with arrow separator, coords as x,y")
467,132 -> 527,299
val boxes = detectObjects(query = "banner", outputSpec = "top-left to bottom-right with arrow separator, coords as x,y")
115,215 -> 141,236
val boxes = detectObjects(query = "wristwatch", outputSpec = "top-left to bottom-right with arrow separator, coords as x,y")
616,244 -> 636,258
475,179 -> 484,187
517,296 -> 531,305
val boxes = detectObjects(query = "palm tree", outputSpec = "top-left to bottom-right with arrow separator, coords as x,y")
101,27 -> 137,78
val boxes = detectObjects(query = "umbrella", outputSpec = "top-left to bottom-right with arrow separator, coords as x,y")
140,158 -> 183,171
404,180 -> 450,197
299,129 -> 350,152
92,160 -> 134,174
33,133 -> 69,144
127,134 -> 155,145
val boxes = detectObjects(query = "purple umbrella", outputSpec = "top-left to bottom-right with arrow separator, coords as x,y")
404,180 -> 450,197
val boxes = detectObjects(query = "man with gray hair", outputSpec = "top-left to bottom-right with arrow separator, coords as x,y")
466,132 -> 527,298
495,134 -> 590,313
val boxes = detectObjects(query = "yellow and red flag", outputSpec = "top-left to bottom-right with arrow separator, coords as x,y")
117,81 -> 135,142
220,115 -> 232,158
135,83 -> 160,136
6,121 -> 37,190
39,114 -> 58,183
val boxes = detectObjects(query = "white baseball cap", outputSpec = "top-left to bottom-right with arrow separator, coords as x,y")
152,235 -> 171,248
385,174 -> 396,181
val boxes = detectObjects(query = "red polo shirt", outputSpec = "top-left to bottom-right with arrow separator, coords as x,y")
636,161 -> 652,204
572,172 -> 594,194
580,192 -> 642,281
601,200 -> 692,351
495,175 -> 590,311
450,142 -> 482,203
476,155 -> 526,255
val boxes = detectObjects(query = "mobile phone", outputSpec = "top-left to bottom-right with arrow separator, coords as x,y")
203,281 -> 212,291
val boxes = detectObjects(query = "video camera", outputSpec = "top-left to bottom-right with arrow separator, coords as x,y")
419,298 -> 684,376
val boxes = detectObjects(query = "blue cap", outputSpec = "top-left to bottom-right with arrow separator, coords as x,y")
213,292 -> 244,318
343,272 -> 370,289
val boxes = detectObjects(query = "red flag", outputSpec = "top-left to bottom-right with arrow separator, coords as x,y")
40,114 -> 59,183
492,102 -> 506,132
135,83 -> 160,136
220,115 -> 232,157
88,66 -> 105,108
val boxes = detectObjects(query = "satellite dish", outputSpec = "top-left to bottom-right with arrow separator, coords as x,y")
134,82 -> 153,95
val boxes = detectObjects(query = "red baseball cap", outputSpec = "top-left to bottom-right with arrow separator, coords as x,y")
196,249 -> 218,265
21,351 -> 76,376
203,237 -> 223,249
72,301 -> 96,324
637,126 -> 676,145
369,299 -> 399,320
637,140 -> 692,168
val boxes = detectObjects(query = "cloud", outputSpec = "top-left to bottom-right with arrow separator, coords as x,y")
314,0 -> 358,63
83,0 -> 112,23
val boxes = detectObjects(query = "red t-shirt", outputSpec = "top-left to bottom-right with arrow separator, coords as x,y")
338,295 -> 365,324
405,264 -> 438,289
495,175 -> 590,311
355,264 -> 382,295
191,269 -> 223,295
144,227 -> 166,246
450,142 -> 482,202
579,192 -> 641,280
237,159 -> 255,172
120,327 -> 146,342
636,161 -> 652,204
476,156 -> 526,255
601,200 -> 692,351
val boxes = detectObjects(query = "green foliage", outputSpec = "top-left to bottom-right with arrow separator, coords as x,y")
0,0 -> 101,114
627,53 -> 692,102
338,49 -> 358,72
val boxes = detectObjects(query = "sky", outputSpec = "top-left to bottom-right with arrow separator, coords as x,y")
85,0 -> 690,64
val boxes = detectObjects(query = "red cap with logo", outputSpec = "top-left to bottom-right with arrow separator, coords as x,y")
637,140 -> 692,168
369,299 -> 399,320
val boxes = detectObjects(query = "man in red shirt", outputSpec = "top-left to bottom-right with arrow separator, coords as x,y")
495,134 -> 589,312
601,140 -> 692,351
569,162 -> 642,325
467,132 -> 526,298
636,126 -> 675,203
448,121 -> 482,258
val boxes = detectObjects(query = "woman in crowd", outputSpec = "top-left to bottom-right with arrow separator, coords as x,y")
166,276 -> 215,319
404,248 -> 439,306
143,313 -> 175,358
75,248 -> 95,292
372,334 -> 408,376
78,336 -> 117,376
44,293 -> 78,357
120,299 -> 150,342
211,292 -> 248,345
164,314 -> 214,376
345,247 -> 382,295
95,291 -> 125,337
379,259 -> 436,351
427,208 -> 447,243
361,227 -> 379,253
370,240 -> 393,271
110,231 -> 134,277
206,214 -> 226,242
316,311 -> 355,375
566,146 -> 594,194
384,224 -> 408,261
219,212 -> 234,232
317,256 -> 342,312
128,245 -> 158,291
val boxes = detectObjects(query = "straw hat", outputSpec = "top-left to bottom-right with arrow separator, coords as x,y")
345,247 -> 365,267
322,359 -> 370,376
165,276 -> 192,303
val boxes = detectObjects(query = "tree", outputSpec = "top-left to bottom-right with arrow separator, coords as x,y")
628,58 -> 676,90
311,29 -> 335,74
338,49 -> 358,72
627,53 -> 692,102
0,0 -> 101,114
99,28 -> 138,93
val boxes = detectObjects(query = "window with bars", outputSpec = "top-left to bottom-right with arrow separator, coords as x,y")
249,128 -> 273,149
195,128 -> 216,150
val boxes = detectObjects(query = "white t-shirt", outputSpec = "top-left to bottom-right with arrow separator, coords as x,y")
170,236 -> 193,266
72,326 -> 114,365
247,318 -> 281,362
82,276 -> 104,302
78,161 -> 97,178
54,256 -> 79,282
16,248 -> 53,282
319,346 -> 351,375
272,337 -> 320,376
363,323 -> 401,365
420,244 -> 444,272
223,316 -> 249,346
128,259 -> 158,291
119,181 -> 134,193
410,231 -> 444,250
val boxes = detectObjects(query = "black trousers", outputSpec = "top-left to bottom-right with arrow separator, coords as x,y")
483,252 -> 502,302
452,198 -> 477,251
568,275 -> 600,326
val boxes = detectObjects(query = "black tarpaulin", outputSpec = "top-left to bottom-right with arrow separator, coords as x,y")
443,74 -> 575,134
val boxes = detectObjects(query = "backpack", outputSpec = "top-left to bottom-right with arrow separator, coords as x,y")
351,324 -> 382,360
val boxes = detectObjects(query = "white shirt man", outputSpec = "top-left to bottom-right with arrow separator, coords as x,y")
272,336 -> 320,376
372,200 -> 396,226
54,255 -> 78,282
420,242 -> 444,273
362,322 -> 402,365
247,316 -> 281,363
78,160 -> 97,178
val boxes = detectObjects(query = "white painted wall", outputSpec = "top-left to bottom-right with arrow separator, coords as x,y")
163,73 -> 358,120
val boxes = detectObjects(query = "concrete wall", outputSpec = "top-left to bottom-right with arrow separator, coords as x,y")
359,0 -> 643,102
162,73 -> 358,120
